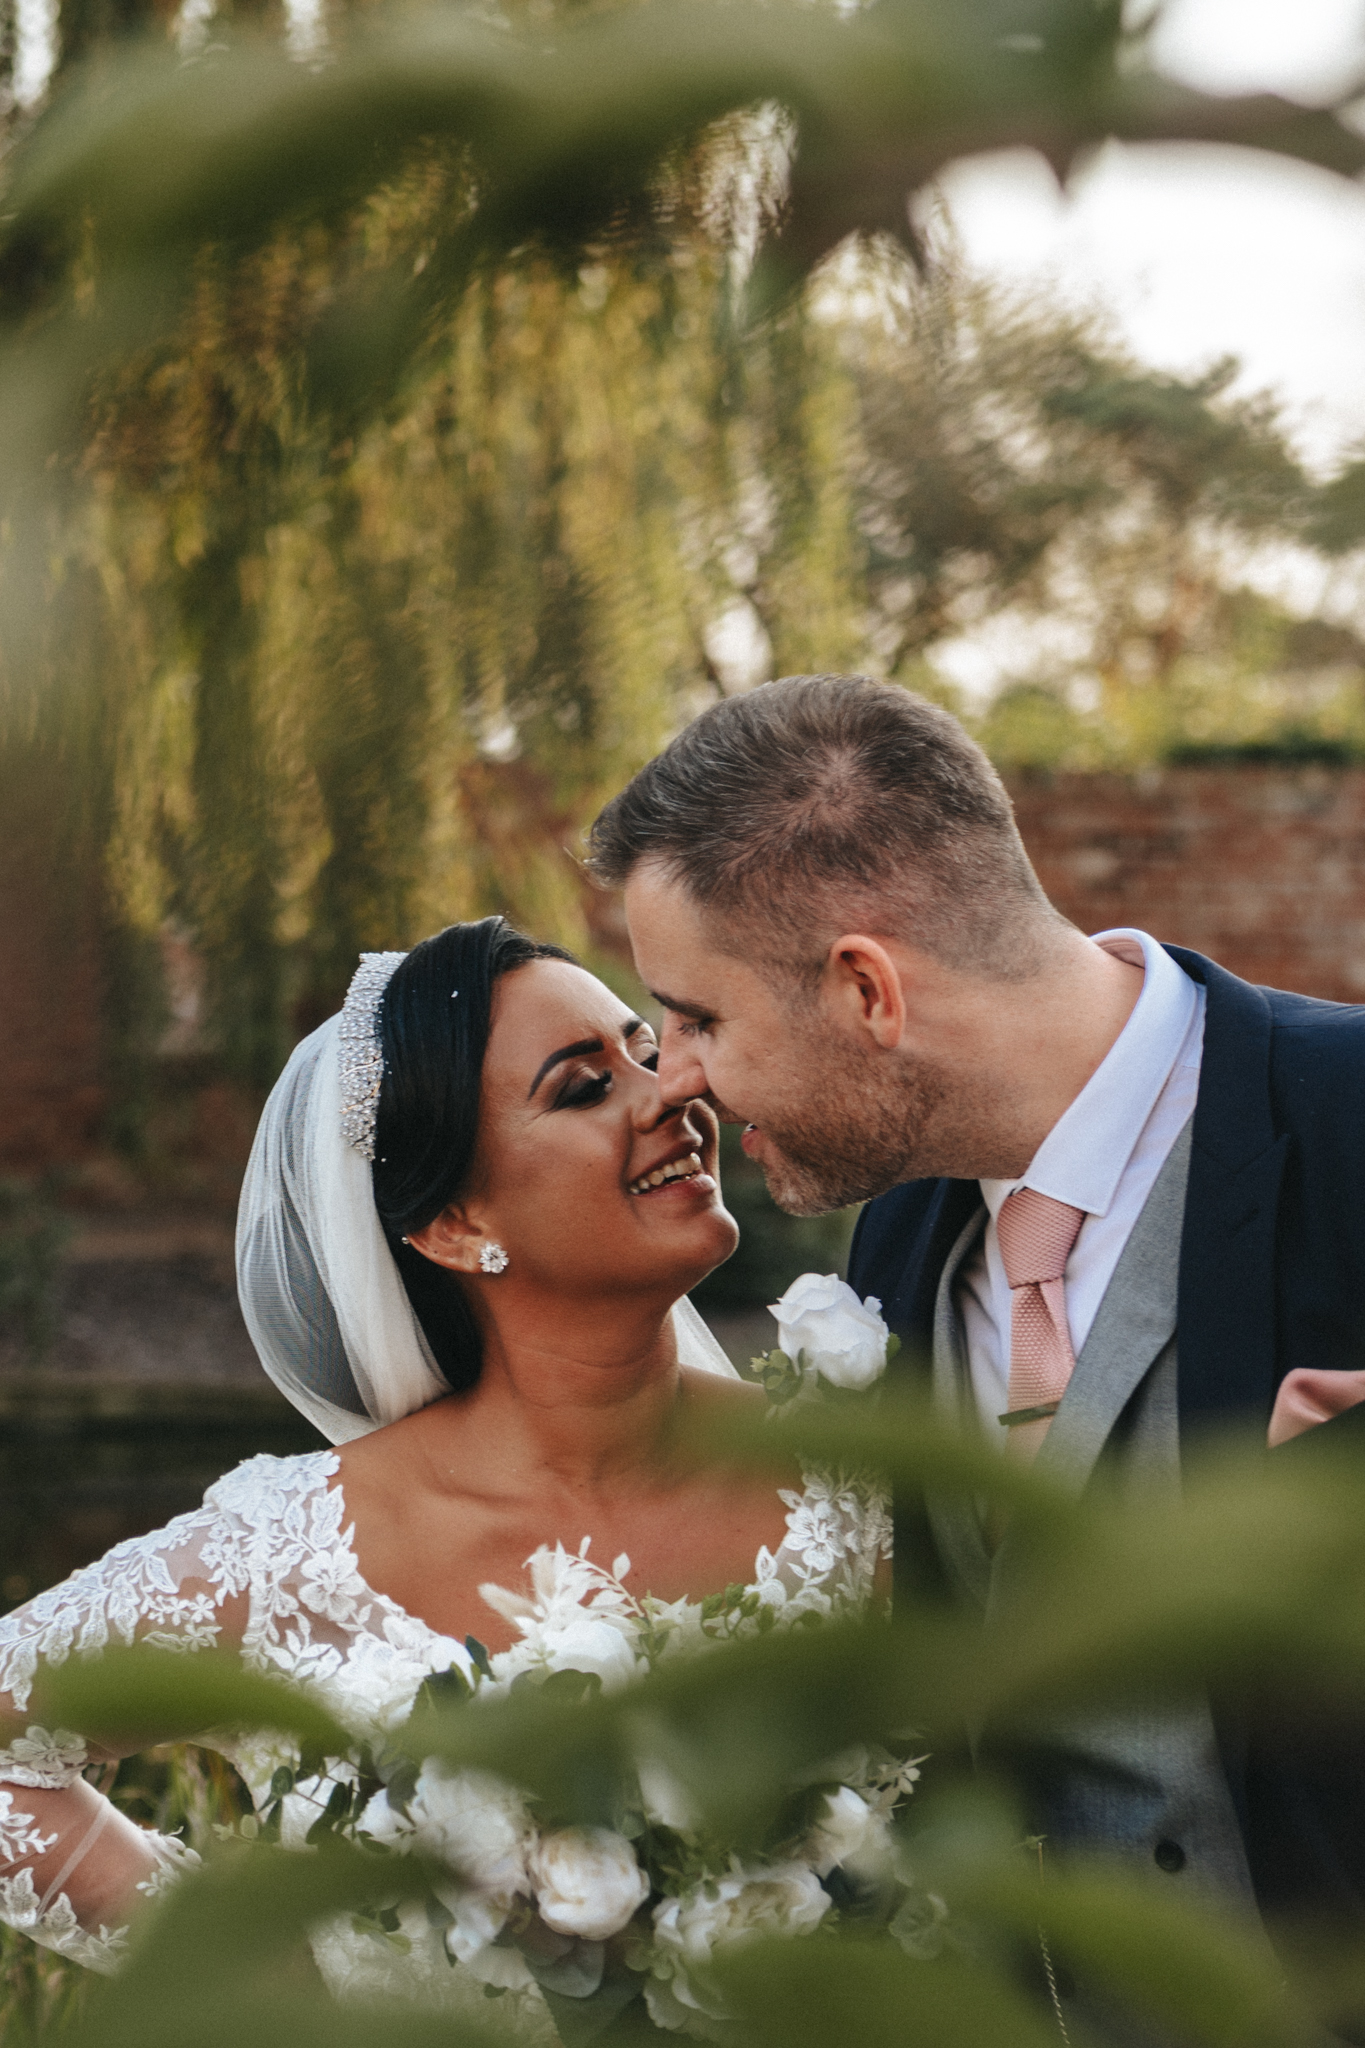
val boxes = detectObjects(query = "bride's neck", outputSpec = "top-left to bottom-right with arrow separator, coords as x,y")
423,1296 -> 687,1494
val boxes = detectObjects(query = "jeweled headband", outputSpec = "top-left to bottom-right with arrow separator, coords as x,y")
338,951 -> 408,1158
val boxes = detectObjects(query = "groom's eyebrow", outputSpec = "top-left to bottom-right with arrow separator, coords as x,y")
528,1019 -> 646,1098
648,989 -> 710,1020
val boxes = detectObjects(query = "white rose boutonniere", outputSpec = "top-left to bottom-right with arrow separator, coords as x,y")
746,1273 -> 896,1404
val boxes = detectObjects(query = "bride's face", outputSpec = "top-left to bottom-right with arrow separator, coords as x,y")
454,959 -> 737,1298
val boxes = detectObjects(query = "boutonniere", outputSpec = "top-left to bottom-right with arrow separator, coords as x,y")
743,1273 -> 898,1406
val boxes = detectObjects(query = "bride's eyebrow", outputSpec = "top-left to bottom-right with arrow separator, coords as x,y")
527,1019 -> 647,1099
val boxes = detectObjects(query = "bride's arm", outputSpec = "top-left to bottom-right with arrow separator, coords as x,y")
0,1503 -> 249,1970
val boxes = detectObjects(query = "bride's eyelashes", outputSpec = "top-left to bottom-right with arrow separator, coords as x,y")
556,1068 -> 612,1109
553,1040 -> 660,1109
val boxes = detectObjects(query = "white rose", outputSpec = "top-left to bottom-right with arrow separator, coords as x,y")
460,1940 -> 536,1991
431,1880 -> 514,1967
643,1971 -> 717,2038
651,1859 -> 830,2015
769,1274 -> 889,1391
540,1614 -> 642,1692
356,1787 -> 414,1850
637,1757 -> 700,1833
803,1786 -> 890,1880
407,1764 -> 531,1904
530,1826 -> 650,1941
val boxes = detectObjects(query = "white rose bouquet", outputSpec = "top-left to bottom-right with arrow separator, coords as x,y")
259,1275 -> 929,2039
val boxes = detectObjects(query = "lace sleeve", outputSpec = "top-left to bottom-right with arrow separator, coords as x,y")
0,1489 -> 253,1970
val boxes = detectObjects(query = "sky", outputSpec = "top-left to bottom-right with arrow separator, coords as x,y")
939,0 -> 1365,471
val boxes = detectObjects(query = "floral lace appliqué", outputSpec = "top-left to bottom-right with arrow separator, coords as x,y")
0,1447 -> 891,1999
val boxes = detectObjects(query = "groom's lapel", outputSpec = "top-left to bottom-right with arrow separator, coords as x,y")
879,1179 -> 983,1377
861,1176 -> 982,1611
987,1119 -> 1193,1613
921,1120 -> 1194,1619
924,1202 -> 991,1611
1036,1120 -> 1192,1488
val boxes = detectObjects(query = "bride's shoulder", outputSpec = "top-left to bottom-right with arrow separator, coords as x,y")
677,1365 -> 765,1410
202,1448 -> 340,1522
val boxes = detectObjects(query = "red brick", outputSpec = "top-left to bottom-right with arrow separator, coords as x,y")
1009,766 -> 1365,1002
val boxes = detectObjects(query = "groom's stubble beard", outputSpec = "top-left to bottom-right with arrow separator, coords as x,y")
719,1017 -> 996,1218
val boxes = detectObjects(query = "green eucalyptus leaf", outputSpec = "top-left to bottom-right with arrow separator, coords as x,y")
34,1646 -> 352,1757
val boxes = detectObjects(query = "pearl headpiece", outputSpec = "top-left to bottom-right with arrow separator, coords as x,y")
338,951 -> 408,1158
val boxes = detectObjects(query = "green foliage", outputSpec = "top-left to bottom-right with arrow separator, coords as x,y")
849,252 -> 1301,660
1,0 -> 1359,446
21,1404 -> 1365,2045
0,0 -> 1364,1100
0,1742 -> 247,2042
0,1926 -> 86,2045
3,3 -> 1365,1108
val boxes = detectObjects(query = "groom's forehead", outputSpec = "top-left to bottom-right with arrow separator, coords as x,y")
623,860 -> 719,949
623,866 -> 770,1017
624,865 -> 720,975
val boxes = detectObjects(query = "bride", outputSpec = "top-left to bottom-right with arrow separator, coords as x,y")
0,918 -> 892,2030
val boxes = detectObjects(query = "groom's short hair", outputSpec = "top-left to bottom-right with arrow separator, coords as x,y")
587,674 -> 1060,983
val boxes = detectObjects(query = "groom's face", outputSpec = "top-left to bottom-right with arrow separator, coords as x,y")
624,863 -> 937,1215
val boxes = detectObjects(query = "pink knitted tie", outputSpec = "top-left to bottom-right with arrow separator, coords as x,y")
995,1187 -> 1086,1457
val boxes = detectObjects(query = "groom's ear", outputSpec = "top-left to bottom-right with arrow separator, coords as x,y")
407,1205 -> 489,1275
826,936 -> 906,1050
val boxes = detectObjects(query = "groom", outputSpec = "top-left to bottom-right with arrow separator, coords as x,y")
588,671 -> 1365,1948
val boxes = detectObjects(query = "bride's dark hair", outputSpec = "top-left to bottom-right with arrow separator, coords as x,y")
371,916 -> 574,1391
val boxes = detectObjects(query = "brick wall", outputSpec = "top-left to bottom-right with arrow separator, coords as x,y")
7,762 -> 1365,1171
1008,765 -> 1365,1004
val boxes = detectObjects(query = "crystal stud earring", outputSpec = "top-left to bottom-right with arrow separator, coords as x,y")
479,1241 -> 509,1275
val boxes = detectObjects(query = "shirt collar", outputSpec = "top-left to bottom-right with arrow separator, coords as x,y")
979,928 -> 1198,1223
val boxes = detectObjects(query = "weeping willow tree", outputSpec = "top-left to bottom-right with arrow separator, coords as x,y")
6,106 -> 865,1105
3,0 -> 1364,1132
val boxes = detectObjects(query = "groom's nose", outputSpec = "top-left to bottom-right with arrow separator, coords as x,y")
656,1017 -> 709,1108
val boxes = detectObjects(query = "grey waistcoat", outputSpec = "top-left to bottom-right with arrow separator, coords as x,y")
926,1120 -> 1260,1922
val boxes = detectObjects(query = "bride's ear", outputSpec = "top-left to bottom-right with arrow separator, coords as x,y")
406,1205 -> 490,1275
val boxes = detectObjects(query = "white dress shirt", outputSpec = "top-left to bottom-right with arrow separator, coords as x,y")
956,929 -> 1206,1443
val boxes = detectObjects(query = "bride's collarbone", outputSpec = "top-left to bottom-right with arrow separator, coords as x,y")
328,1448 -> 798,1651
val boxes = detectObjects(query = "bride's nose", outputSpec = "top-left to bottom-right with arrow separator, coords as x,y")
655,1016 -> 708,1107
630,1063 -> 687,1130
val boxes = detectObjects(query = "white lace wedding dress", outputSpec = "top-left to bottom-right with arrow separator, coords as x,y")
0,1449 -> 891,2028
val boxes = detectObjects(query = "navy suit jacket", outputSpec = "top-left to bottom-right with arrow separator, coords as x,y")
846,945 -> 1365,1925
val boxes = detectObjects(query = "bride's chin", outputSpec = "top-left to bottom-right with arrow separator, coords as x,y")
691,1208 -> 741,1271
635,1206 -> 738,1285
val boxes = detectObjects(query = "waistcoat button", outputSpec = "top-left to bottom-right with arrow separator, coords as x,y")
1154,1840 -> 1186,1873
